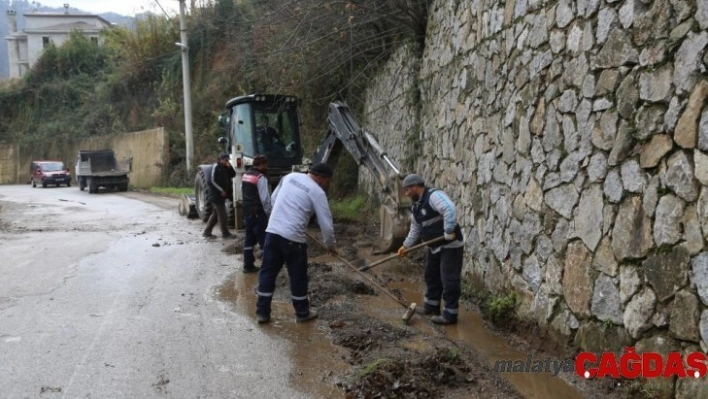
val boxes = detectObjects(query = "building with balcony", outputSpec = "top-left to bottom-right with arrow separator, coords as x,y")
4,4 -> 111,79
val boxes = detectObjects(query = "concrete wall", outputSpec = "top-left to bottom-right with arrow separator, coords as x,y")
0,127 -> 167,189
363,0 -> 708,396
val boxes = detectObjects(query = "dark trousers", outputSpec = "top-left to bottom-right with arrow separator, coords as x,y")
256,233 -> 310,317
243,212 -> 267,268
423,246 -> 464,321
204,201 -> 229,235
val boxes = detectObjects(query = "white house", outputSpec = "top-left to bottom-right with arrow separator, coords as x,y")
5,5 -> 111,79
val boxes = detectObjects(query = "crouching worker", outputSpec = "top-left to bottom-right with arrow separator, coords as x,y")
255,163 -> 337,324
397,174 -> 464,325
241,155 -> 271,273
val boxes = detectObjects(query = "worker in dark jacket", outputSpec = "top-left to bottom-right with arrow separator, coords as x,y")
203,153 -> 236,239
397,174 -> 464,325
241,154 -> 272,273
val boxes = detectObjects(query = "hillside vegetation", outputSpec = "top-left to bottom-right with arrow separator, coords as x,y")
0,0 -> 431,193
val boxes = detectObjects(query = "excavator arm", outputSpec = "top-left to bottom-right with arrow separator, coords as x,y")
313,102 -> 411,252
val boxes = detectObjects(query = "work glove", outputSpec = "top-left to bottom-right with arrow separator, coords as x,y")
444,231 -> 456,241
397,246 -> 407,257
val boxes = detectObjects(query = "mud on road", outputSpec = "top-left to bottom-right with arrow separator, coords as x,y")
221,222 -> 631,399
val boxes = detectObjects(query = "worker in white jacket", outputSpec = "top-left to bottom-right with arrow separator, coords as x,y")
255,163 -> 337,324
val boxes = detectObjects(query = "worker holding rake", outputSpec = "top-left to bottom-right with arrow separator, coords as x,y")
398,174 -> 464,325
255,163 -> 337,324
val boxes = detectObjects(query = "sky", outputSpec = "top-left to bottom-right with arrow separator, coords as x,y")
39,0 -> 180,17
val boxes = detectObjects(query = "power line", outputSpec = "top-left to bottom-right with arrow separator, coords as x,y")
152,0 -> 171,18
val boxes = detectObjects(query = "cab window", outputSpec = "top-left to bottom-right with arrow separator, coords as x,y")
253,105 -> 299,159
232,105 -> 255,156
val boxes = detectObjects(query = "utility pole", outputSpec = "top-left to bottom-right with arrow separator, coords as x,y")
177,0 -> 194,177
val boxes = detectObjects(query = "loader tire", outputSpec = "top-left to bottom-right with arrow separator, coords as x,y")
194,166 -> 213,222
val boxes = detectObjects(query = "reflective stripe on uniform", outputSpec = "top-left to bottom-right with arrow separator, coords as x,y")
291,295 -> 308,301
421,215 -> 442,227
444,307 -> 458,315
244,246 -> 253,250
424,298 -> 440,307
257,291 -> 273,297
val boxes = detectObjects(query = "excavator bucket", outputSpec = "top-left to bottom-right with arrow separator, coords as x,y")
378,203 -> 409,253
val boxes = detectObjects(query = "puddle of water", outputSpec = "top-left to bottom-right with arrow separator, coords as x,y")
382,279 -> 585,399
217,273 -> 348,399
216,248 -> 586,399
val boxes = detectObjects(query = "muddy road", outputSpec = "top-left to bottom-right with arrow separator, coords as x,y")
0,185 -> 623,398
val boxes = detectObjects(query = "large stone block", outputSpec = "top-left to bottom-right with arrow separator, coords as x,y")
619,265 -> 641,304
595,28 -> 639,68
640,134 -> 673,168
675,80 -> 708,148
544,183 -> 579,219
692,252 -> 708,306
608,120 -> 636,166
562,240 -> 593,316
591,274 -> 623,324
673,32 -> 708,95
593,236 -> 618,276
624,287 -> 657,338
574,320 -> 632,354
669,290 -> 701,342
616,74 -> 638,119
612,196 -> 654,260
574,184 -> 604,251
644,247 -> 690,302
682,204 -> 704,255
663,150 -> 698,201
653,194 -> 686,246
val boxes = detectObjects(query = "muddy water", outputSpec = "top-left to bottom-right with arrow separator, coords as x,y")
216,247 -> 584,399
216,273 -> 348,399
381,278 -> 585,399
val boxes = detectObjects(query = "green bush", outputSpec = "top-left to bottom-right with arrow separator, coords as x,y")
485,293 -> 517,323
329,195 -> 373,223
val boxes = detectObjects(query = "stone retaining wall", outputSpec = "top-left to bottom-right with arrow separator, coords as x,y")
362,0 -> 708,395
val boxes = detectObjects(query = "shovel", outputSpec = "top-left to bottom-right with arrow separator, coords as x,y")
305,232 -> 418,325
358,236 -> 446,272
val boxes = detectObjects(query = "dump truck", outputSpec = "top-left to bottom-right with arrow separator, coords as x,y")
75,149 -> 131,194
180,94 -> 409,252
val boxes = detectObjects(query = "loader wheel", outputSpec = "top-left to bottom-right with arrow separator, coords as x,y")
194,166 -> 213,222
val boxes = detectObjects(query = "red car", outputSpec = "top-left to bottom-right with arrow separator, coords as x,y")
30,160 -> 72,188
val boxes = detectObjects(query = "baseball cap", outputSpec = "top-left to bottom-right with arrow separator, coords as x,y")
253,154 -> 268,166
309,163 -> 333,178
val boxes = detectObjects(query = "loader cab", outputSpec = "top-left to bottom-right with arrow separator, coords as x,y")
223,94 -> 302,168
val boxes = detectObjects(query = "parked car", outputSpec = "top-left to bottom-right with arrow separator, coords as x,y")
30,160 -> 71,188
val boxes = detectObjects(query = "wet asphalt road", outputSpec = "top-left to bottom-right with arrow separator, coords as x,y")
0,184 -> 331,398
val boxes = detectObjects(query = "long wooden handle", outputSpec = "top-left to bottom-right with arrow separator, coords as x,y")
359,236 -> 446,272
305,232 -> 409,309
